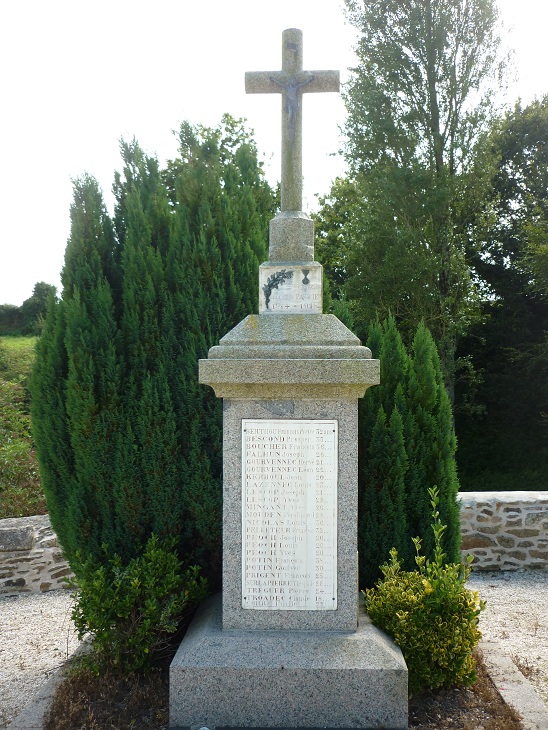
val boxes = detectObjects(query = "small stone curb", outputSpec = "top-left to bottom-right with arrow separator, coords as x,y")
481,640 -> 548,730
6,670 -> 66,730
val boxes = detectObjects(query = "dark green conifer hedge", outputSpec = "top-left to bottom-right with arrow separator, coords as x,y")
358,317 -> 461,587
31,116 -> 276,585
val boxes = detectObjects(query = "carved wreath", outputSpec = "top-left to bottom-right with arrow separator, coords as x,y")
262,269 -> 293,309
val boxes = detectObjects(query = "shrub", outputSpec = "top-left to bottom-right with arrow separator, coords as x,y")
364,488 -> 485,696
30,119 -> 275,587
359,318 -> 461,588
68,534 -> 208,674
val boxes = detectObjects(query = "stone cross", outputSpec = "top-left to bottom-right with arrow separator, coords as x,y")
246,28 -> 339,213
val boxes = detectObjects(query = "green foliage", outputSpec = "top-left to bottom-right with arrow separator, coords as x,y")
0,284 -> 57,336
317,0 -> 504,395
0,304 -> 24,336
69,534 -> 208,674
365,488 -> 485,696
359,318 -> 460,587
20,283 -> 57,335
30,116 -> 275,585
456,96 -> 548,490
0,337 -> 45,518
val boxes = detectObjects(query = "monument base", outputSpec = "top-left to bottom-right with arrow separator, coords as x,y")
169,595 -> 408,730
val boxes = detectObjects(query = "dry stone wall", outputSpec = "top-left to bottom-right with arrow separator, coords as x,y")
0,515 -> 73,594
460,491 -> 548,571
1,491 -> 547,593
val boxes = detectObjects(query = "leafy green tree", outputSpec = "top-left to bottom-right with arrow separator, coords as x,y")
0,282 -> 56,335
318,0 -> 504,399
20,282 -> 57,334
456,97 -> 548,489
31,116 -> 275,584
0,304 -> 24,335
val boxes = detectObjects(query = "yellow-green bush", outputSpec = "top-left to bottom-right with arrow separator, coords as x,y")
364,488 -> 485,695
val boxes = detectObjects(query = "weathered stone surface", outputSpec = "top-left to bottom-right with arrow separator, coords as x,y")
0,515 -> 74,594
170,595 -> 408,730
460,492 -> 548,571
497,535 -> 515,548
525,512 -> 548,527
199,357 -> 380,399
268,212 -> 314,261
201,314 -> 379,399
217,313 -> 363,348
0,525 -> 35,551
477,525 -> 501,534
507,528 -> 540,538
508,551 -> 527,561
461,534 -> 497,550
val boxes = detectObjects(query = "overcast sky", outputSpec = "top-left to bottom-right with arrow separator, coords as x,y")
1,0 -> 546,306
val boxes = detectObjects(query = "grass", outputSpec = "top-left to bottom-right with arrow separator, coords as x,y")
0,335 -> 47,518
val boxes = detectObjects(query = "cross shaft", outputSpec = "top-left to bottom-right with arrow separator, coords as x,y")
246,28 -> 339,212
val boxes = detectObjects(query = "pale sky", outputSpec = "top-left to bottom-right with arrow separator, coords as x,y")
0,0 -> 546,306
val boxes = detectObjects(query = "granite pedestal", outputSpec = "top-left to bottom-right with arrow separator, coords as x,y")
169,312 -> 408,729
170,595 -> 408,729
169,27 -> 407,729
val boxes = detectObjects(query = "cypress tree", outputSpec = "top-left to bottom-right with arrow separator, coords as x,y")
359,405 -> 408,587
358,317 -> 461,586
31,117 -> 275,583
358,317 -> 410,585
405,322 -> 461,561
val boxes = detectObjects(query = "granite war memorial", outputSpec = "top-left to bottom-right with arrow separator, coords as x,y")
169,28 -> 408,729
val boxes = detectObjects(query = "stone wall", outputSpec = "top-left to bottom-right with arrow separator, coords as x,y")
0,515 -> 73,594
1,491 -> 547,593
460,491 -> 548,571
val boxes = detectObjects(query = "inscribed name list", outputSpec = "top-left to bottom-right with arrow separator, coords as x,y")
242,419 -> 338,610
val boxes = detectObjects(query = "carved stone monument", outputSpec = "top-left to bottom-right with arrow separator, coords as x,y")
169,28 -> 408,729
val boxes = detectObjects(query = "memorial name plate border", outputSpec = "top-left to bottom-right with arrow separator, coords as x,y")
259,265 -> 322,314
241,418 -> 338,611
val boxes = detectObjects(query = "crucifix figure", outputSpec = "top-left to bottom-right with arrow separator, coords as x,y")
246,28 -> 340,213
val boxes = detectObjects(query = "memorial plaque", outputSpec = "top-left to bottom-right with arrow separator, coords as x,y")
242,419 -> 337,610
259,264 -> 322,313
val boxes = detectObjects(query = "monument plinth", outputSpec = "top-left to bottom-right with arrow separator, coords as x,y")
170,28 -> 408,730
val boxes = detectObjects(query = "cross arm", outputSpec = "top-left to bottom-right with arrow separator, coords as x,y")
245,70 -> 340,95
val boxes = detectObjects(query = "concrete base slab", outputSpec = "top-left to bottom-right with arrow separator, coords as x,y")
169,594 -> 408,729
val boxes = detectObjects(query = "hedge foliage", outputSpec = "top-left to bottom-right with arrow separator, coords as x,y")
30,115 -> 276,586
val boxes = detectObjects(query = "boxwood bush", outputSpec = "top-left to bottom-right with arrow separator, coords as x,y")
364,488 -> 485,695
69,533 -> 208,674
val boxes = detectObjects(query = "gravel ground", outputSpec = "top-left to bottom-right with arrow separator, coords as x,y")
0,590 -> 80,729
467,571 -> 548,708
0,571 -> 547,729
